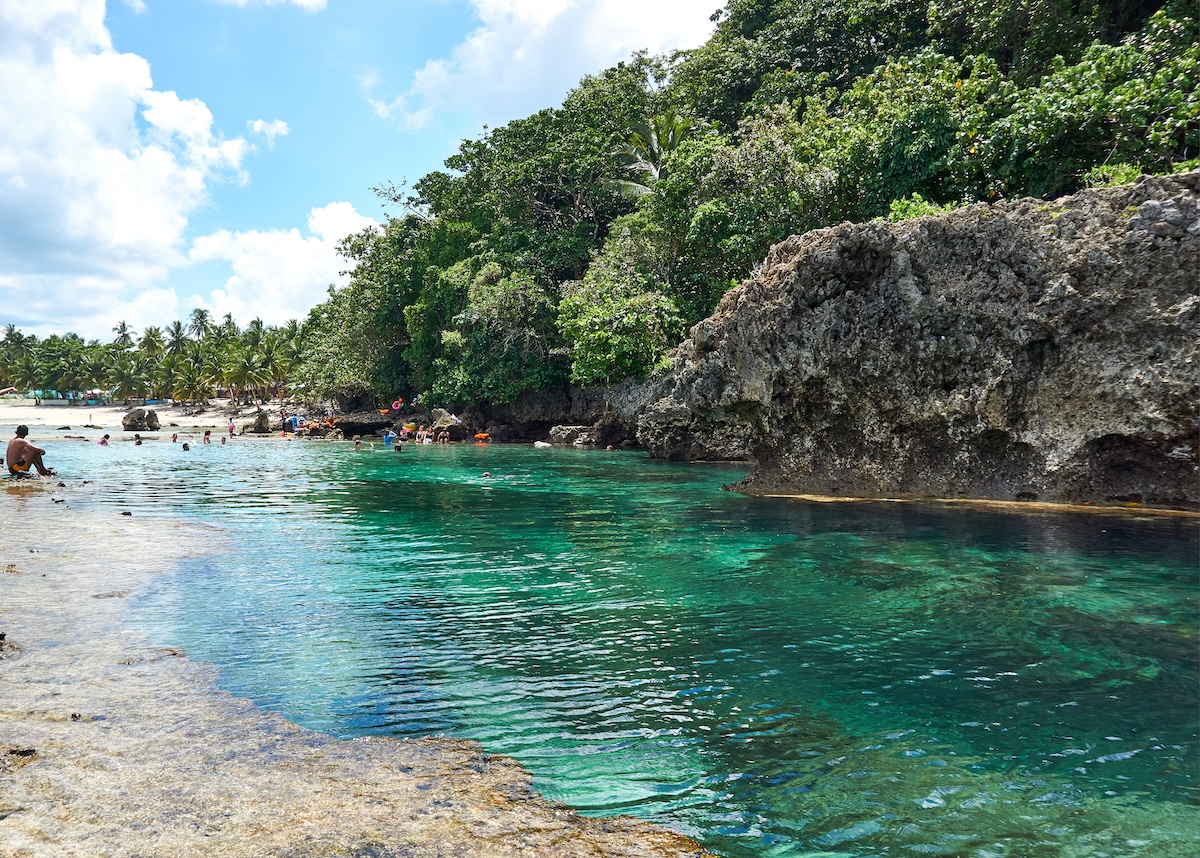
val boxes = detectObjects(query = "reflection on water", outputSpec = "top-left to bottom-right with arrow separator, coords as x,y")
41,438 -> 1200,857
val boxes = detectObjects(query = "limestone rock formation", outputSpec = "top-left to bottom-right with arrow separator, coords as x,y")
245,410 -> 272,434
122,407 -> 159,431
334,410 -> 391,437
462,379 -> 659,447
547,425 -> 598,446
638,174 -> 1199,509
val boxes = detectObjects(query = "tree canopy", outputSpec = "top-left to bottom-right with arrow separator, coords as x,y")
8,2 -> 1194,411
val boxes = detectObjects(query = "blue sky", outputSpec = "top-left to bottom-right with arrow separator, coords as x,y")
0,0 -> 715,340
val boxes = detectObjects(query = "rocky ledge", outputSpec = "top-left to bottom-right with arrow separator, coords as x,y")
637,174 -> 1199,509
0,502 -> 712,858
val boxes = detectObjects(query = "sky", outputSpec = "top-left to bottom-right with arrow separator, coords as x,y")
0,0 -> 716,341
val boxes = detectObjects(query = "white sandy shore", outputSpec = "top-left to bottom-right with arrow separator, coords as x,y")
0,397 -> 270,436
0,500 -> 710,857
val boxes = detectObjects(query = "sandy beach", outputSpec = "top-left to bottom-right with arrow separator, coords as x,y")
0,398 -> 268,438
0,498 -> 711,857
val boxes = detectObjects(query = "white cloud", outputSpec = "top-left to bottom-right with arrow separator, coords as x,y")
248,118 -> 289,148
367,0 -> 715,130
123,0 -> 147,13
187,202 -> 380,326
212,0 -> 326,11
0,0 -> 253,338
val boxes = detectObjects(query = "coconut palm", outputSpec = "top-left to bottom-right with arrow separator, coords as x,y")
219,313 -> 239,340
609,111 -> 694,198
188,308 -> 211,341
80,348 -> 110,393
225,348 -> 272,405
112,320 -> 134,350
139,326 -> 166,358
1,325 -> 31,379
165,320 -> 189,356
107,352 -> 147,405
154,354 -> 182,401
172,359 -> 213,406
9,355 -> 39,393
243,318 -> 266,351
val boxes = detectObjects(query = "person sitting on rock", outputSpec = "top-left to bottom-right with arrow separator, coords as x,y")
6,425 -> 55,477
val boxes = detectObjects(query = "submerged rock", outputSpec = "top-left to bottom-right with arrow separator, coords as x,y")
0,506 -> 714,858
639,174 -> 1200,509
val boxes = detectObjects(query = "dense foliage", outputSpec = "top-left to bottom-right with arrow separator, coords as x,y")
0,313 -> 302,407
291,0 -> 1195,410
6,2 -> 1194,410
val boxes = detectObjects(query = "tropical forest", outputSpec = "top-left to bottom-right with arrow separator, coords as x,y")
1,0 -> 1196,411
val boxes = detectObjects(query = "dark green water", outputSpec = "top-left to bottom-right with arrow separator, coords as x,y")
41,439 -> 1200,856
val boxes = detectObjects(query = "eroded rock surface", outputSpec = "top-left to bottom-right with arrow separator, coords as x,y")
121,407 -> 159,432
639,174 -> 1199,508
0,501 -> 711,858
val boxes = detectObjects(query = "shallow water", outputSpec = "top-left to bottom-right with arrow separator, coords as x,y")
31,438 -> 1200,856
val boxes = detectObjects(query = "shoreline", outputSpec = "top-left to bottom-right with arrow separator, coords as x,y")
6,397 -> 1192,519
756,491 -> 1200,519
0,397 -> 265,435
0,498 -> 711,857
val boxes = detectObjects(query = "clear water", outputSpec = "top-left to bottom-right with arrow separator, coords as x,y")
33,438 -> 1200,856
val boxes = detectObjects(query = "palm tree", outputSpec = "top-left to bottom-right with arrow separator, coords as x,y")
188,308 -> 211,341
9,356 -> 39,393
107,352 -> 146,405
138,326 -> 166,358
243,318 -> 266,351
609,111 -> 694,198
224,348 -> 272,405
165,320 -> 189,356
112,320 -> 134,350
154,354 -> 181,401
81,347 -> 109,395
172,359 -> 213,406
1,325 -> 30,379
219,313 -> 239,340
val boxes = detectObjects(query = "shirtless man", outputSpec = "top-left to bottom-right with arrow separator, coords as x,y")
6,425 -> 54,477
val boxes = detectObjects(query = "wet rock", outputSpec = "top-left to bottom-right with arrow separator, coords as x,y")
430,408 -> 473,441
639,173 -> 1200,509
122,408 -> 160,432
244,410 -> 273,435
459,378 -> 656,446
0,632 -> 20,660
333,411 -> 391,437
547,425 -> 594,445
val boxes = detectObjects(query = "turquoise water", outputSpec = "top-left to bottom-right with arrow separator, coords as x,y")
33,438 -> 1200,856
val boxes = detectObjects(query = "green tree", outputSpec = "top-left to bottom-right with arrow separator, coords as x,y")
138,326 -> 165,358
557,217 -> 685,383
609,111 -> 696,198
188,308 -> 211,340
165,320 -> 189,356
111,320 -> 133,350
431,263 -> 565,404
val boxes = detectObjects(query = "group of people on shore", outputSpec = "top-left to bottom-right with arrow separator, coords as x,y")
281,410 -> 336,436
406,426 -> 451,444
349,424 -> 453,453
